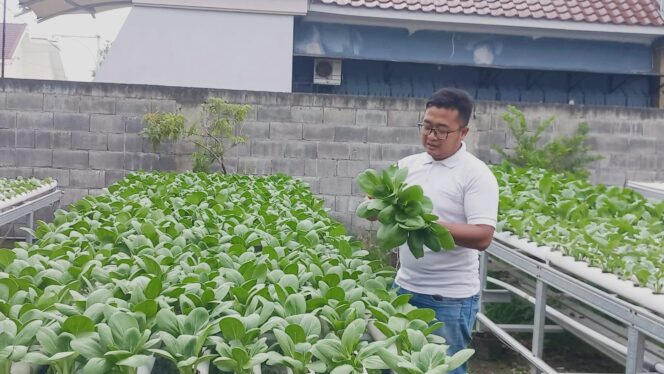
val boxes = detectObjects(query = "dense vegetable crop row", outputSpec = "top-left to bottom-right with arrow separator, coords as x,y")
493,164 -> 664,292
0,172 -> 473,374
0,177 -> 54,203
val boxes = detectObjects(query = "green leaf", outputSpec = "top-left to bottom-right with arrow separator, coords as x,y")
184,307 -> 209,335
445,348 -> 475,371
285,324 -> 306,344
398,185 -> 424,203
407,230 -> 425,259
132,300 -> 158,318
430,224 -> 455,250
156,309 -> 180,336
273,329 -> 295,357
0,249 -> 16,268
341,319 -> 366,352
330,364 -> 355,374
219,316 -> 245,341
284,294 -> 306,316
377,222 -> 408,250
62,315 -> 96,336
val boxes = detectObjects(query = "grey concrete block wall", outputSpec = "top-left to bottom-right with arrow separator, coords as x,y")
2,78 -> 664,237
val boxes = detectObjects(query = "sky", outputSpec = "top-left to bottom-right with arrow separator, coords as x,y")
4,0 -> 130,81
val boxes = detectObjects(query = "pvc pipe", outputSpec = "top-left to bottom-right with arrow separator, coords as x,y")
493,231 -> 664,316
0,181 -> 58,211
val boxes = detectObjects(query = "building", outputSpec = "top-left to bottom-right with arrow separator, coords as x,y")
1,23 -> 66,80
89,0 -> 664,108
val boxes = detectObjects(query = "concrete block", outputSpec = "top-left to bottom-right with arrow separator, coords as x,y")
369,160 -> 397,171
304,159 -> 337,177
44,94 -> 79,113
150,100 -> 178,113
90,151 -> 124,170
238,158 -> 272,175
33,168 -> 70,187
107,134 -> 125,152
318,142 -> 350,159
257,105 -> 291,122
349,143 -> 370,161
0,93 -> 5,109
16,130 -> 35,148
124,153 -> 157,171
639,154 -> 664,170
17,112 -> 53,130
53,150 -> 89,169
328,211 -> 352,225
125,116 -> 145,133
157,155 -> 176,171
36,131 -> 71,149
16,149 -> 52,167
72,132 -> 108,151
368,127 -> 420,144
388,110 -> 420,127
303,126 -> 334,141
284,142 -> 317,158
69,169 -> 106,188
586,135 -> 630,153
241,122 -> 269,139
323,108 -> 356,125
270,122 -> 303,140
61,188 -> 90,206
291,106 -> 323,124
628,137 -> 659,153
0,111 -> 17,128
319,194 -> 336,210
298,176 -> 320,194
336,195 -> 365,212
381,145 -> 421,161
80,96 -> 115,114
319,177 -> 352,195
477,130 -> 507,149
54,113 -> 90,132
0,167 -> 32,178
334,126 -> 367,143
0,129 -> 14,147
337,160 -> 370,177
370,143 -> 382,161
251,140 -> 284,158
0,149 -> 16,166
272,159 -> 305,176
6,93 -> 43,111
356,109 -> 387,127
125,134 -> 144,153
106,170 -> 127,186
116,99 -> 151,115
91,115 -> 125,133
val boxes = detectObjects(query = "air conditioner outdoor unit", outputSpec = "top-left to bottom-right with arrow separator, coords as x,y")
313,58 -> 342,85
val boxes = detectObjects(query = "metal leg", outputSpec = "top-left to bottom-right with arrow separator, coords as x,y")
626,327 -> 645,374
477,251 -> 489,332
26,212 -> 34,244
532,278 -> 548,374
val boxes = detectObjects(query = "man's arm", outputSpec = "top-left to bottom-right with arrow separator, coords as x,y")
437,221 -> 494,251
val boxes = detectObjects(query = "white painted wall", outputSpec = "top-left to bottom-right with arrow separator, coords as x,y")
95,6 -> 294,92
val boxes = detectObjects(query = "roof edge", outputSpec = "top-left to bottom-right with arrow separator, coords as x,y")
307,3 -> 664,44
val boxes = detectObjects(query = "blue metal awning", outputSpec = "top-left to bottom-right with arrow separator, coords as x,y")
294,22 -> 656,76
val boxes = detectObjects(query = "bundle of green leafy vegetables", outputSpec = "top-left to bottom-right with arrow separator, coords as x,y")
355,166 -> 455,258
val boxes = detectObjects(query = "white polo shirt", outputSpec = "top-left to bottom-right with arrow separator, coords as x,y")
394,142 -> 499,298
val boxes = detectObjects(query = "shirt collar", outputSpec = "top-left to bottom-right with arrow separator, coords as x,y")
422,142 -> 466,168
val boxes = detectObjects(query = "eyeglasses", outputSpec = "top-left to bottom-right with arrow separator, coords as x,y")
417,123 -> 463,140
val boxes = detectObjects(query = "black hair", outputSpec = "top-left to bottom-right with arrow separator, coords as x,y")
426,88 -> 474,127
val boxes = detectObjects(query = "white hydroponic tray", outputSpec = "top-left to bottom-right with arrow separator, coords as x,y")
626,181 -> 664,202
493,231 -> 664,316
0,180 -> 59,211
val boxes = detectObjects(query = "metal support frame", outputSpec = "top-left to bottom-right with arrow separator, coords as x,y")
0,190 -> 62,240
532,279 -> 548,374
478,240 -> 664,374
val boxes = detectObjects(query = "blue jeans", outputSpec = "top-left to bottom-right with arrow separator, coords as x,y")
394,285 -> 479,374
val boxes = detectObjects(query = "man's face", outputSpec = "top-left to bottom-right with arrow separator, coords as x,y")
420,106 -> 469,161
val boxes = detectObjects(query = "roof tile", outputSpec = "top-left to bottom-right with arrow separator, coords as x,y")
317,0 -> 664,25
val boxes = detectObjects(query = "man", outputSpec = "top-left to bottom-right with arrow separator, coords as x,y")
394,88 -> 499,374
